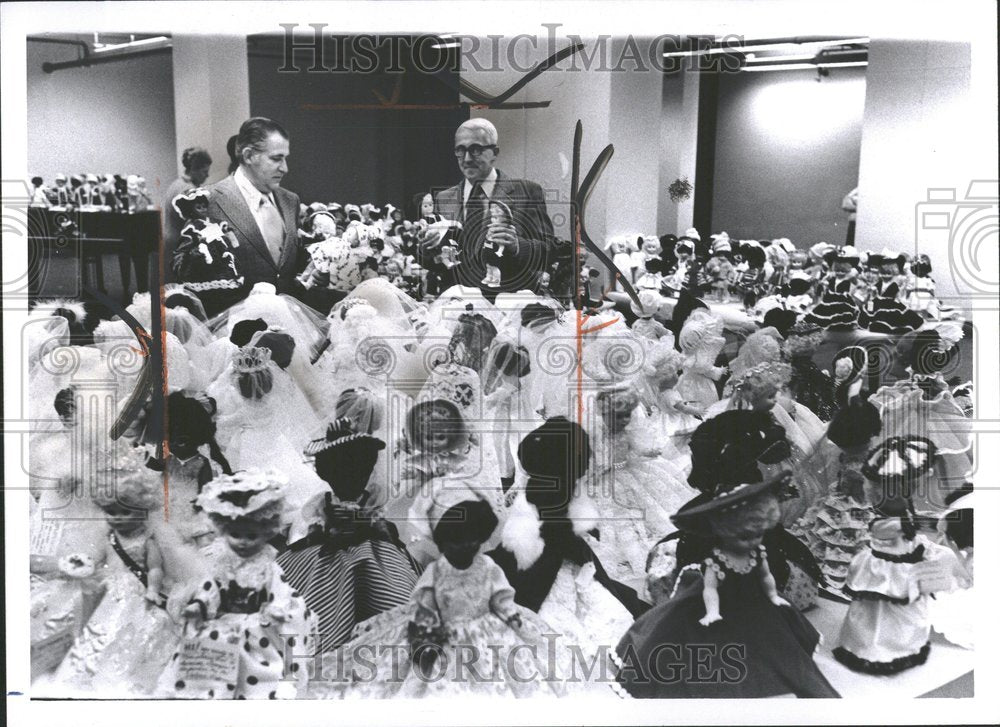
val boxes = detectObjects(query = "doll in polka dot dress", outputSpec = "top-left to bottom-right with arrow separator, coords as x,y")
158,469 -> 317,699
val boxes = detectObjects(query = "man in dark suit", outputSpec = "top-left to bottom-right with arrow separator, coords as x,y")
204,117 -> 313,314
418,118 -> 554,300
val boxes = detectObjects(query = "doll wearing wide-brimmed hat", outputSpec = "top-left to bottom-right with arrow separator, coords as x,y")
171,187 -> 244,296
614,464 -> 840,699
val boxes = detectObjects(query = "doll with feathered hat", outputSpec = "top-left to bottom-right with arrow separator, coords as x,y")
171,187 -> 243,295
157,469 -> 318,699
310,479 -> 568,698
614,458 -> 840,698
277,388 -> 420,650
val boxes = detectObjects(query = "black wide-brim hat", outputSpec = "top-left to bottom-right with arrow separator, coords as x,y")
671,469 -> 793,534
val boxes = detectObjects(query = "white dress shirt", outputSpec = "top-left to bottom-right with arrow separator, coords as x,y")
462,167 -> 498,205
234,166 -> 285,237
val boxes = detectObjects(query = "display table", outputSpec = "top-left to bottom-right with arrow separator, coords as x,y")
27,208 -> 161,302
806,595 -> 974,698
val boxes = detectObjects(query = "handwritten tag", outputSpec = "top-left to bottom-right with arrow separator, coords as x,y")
30,518 -> 65,558
177,636 -> 240,691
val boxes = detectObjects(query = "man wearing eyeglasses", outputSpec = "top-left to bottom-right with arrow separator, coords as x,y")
418,118 -> 554,299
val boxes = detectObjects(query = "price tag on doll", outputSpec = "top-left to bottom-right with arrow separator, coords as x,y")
29,517 -> 65,558
177,635 -> 240,692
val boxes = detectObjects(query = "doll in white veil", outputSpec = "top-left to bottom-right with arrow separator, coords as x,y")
207,345 -> 326,538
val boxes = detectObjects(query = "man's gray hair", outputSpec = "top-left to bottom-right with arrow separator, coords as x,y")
457,118 -> 499,146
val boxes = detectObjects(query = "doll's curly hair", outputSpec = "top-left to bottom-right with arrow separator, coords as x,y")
730,362 -> 792,409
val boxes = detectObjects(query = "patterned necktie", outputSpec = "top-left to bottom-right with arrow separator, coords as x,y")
258,195 -> 285,264
464,181 -> 489,247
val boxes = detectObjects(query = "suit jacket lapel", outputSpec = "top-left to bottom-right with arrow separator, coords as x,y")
214,176 -> 276,271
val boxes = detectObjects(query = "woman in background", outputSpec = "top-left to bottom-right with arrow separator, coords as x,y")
162,146 -> 213,283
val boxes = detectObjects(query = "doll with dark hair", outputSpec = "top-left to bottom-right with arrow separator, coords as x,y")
278,401 -> 420,651
446,311 -> 498,373
311,484 -> 567,698
164,392 -> 231,547
482,339 -> 534,490
615,469 -> 840,698
833,436 -> 964,675
488,418 -> 649,678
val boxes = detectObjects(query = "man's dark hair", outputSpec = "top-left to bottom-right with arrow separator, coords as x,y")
236,117 -> 289,161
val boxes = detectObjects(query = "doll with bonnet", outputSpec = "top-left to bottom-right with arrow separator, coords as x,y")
629,289 -> 670,341
676,309 -> 727,412
171,188 -> 243,315
833,437 -> 964,675
158,469 -> 317,699
615,466 -> 839,698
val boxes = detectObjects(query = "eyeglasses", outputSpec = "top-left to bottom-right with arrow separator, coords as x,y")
453,144 -> 497,159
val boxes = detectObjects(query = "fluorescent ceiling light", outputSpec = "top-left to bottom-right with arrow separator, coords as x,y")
742,60 -> 868,72
745,53 -> 817,63
664,37 -> 868,58
92,35 -> 170,53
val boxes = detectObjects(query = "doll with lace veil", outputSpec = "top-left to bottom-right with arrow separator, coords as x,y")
833,436 -> 964,675
277,392 -> 419,651
312,485 -> 569,699
157,470 -> 318,699
49,444 -> 198,697
615,468 -> 839,698
207,345 -> 326,537
638,339 -> 703,464
481,339 -> 537,489
676,309 -> 727,412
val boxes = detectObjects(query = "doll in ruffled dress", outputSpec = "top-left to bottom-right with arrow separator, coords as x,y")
587,385 -> 698,591
615,469 -> 839,698
313,491 -> 567,698
638,340 -> 703,466
278,393 -> 420,650
631,236 -> 669,291
902,254 -> 940,318
604,236 -> 637,293
833,437 -> 964,675
482,339 -> 539,489
298,212 -> 379,294
676,309 -> 727,412
51,445 -> 197,697
157,470 -> 318,699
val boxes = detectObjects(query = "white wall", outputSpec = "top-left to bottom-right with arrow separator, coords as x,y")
171,34 -> 250,187
26,41 -> 176,201
856,39 -> 995,304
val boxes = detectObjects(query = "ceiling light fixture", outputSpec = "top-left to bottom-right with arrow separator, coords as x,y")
91,35 -> 170,53
663,37 -> 869,58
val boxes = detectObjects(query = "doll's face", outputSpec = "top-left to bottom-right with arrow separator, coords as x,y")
609,240 -> 626,255
658,366 -> 680,392
676,246 -> 692,263
101,500 -> 148,536
600,391 -> 638,431
222,518 -> 275,558
879,263 -> 898,281
418,403 -> 461,453
192,199 -> 209,219
420,194 -> 434,217
711,493 -> 780,553
169,428 -> 199,460
439,538 -> 481,570
313,215 -> 338,238
750,384 -> 778,413
789,252 -> 807,270
832,260 -> 854,279
642,239 -> 661,256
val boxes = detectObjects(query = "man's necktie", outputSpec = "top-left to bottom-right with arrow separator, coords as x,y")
464,181 -> 489,246
258,195 -> 285,264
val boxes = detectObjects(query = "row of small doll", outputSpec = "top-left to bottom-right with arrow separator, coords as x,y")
37,395 -> 974,699
29,173 -> 153,210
